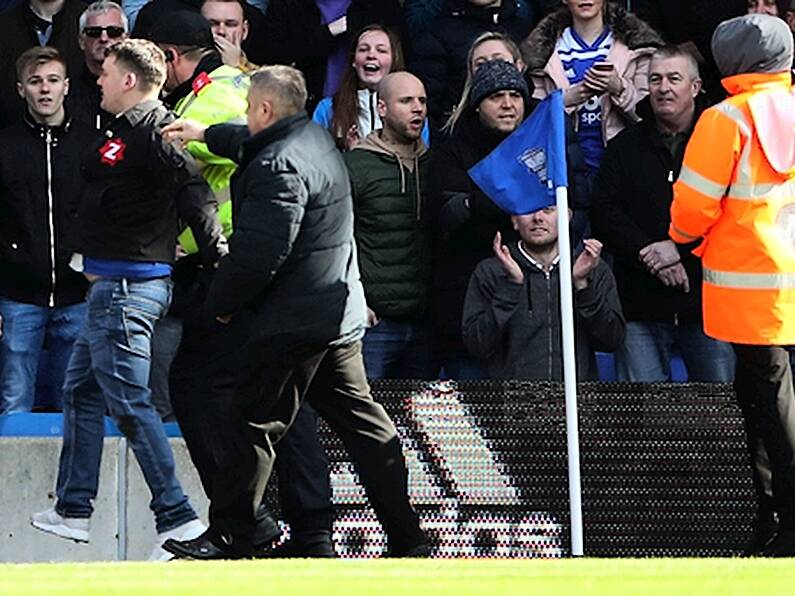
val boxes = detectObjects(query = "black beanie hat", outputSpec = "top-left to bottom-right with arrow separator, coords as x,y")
468,59 -> 530,109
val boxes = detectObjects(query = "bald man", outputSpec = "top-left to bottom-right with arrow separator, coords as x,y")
343,72 -> 434,379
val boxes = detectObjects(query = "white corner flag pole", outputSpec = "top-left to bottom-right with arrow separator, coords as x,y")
555,184 -> 584,557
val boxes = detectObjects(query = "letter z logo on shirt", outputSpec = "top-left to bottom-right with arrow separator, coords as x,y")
99,138 -> 126,166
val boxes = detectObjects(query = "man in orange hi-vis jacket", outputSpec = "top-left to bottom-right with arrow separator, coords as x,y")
670,13 -> 795,557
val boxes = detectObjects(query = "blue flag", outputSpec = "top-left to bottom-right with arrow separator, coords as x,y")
468,90 -> 568,215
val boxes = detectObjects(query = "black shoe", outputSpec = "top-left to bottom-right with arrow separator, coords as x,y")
163,529 -> 253,560
742,515 -> 779,557
256,535 -> 336,558
385,542 -> 432,558
761,528 -> 795,557
253,506 -> 282,548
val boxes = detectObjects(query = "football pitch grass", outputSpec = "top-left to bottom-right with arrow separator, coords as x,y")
1,558 -> 794,595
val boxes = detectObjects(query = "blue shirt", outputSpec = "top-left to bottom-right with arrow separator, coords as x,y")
83,258 -> 171,280
556,26 -> 613,170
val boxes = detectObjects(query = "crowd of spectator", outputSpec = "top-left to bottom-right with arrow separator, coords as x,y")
4,0 -> 794,409
1,0 -> 794,558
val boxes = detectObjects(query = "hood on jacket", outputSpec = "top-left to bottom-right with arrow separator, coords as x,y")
355,130 -> 427,205
711,14 -> 794,78
520,3 -> 663,72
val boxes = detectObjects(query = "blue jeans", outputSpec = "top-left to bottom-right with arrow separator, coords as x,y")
55,278 -> 196,532
362,319 -> 433,379
0,299 -> 87,414
616,321 -> 736,382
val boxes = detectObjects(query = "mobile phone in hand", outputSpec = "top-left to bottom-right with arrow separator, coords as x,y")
593,62 -> 614,72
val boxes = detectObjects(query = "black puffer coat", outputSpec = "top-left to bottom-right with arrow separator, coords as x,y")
203,114 -> 367,348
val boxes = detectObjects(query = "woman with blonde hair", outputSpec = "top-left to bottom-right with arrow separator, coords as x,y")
443,31 -> 525,134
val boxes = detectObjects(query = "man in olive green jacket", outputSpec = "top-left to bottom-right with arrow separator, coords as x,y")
344,72 -> 433,379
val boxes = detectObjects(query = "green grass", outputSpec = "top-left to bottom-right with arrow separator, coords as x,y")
1,559 -> 793,595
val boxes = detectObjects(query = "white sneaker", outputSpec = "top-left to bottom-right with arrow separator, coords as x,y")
30,507 -> 90,543
149,519 -> 206,561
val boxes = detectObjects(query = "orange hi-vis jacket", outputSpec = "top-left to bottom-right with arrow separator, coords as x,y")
670,72 -> 795,345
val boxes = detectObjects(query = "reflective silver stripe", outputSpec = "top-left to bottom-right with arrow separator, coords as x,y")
704,268 -> 795,289
678,165 -> 726,200
671,224 -> 700,241
714,103 -> 752,136
729,179 -> 795,201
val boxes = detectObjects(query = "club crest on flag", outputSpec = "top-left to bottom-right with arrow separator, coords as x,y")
468,90 -> 567,215
517,147 -> 548,187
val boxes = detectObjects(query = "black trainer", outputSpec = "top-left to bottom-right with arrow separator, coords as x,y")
742,514 -> 779,557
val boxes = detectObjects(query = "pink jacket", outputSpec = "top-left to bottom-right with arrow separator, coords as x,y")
521,6 -> 662,145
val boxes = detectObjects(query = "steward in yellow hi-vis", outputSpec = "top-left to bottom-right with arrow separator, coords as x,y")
671,14 -> 795,557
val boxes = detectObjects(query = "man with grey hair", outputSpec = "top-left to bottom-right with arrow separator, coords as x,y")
592,45 -> 736,385
70,0 -> 128,129
160,65 -> 429,559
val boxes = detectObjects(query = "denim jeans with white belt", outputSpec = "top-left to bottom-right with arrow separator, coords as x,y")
54,277 -> 197,532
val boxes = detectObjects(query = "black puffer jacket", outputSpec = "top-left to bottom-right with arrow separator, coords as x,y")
591,96 -> 708,325
0,112 -> 97,307
410,0 -> 534,135
262,0 -> 405,112
631,0 -> 746,103
428,101 -> 590,360
203,114 -> 367,348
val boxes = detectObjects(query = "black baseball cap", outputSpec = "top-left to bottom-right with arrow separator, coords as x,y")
147,10 -> 215,49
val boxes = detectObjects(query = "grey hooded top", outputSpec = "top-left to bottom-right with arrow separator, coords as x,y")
711,13 -> 794,77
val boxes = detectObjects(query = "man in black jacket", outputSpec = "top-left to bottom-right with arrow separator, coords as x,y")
463,208 -> 624,380
30,39 -> 226,561
0,47 -> 97,415
591,45 -> 735,384
0,0 -> 85,129
160,65 -> 428,559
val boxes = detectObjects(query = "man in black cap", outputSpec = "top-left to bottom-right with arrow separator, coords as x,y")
132,0 -> 269,65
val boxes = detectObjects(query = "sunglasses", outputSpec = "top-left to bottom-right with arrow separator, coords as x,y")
83,26 -> 125,39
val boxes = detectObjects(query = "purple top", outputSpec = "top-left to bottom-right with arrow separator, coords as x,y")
317,0 -> 353,96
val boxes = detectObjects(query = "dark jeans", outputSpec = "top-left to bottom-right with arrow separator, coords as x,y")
209,339 -> 425,552
362,319 -> 434,379
169,311 -> 332,536
733,344 -> 795,526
